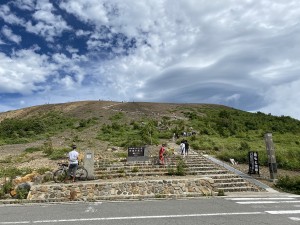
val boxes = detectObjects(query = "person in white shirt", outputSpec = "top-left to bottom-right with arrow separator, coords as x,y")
180,140 -> 185,156
67,144 -> 79,182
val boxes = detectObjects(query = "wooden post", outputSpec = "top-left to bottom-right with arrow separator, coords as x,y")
264,133 -> 277,180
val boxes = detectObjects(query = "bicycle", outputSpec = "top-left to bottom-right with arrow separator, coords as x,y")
53,162 -> 88,183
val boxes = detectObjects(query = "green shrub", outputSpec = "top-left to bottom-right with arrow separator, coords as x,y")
275,175 -> 300,194
239,141 -> 251,151
16,186 -> 30,199
0,156 -> 13,163
110,112 -> 124,121
36,167 -> 51,174
175,159 -> 186,176
48,148 -> 69,160
0,167 -> 32,178
167,166 -> 175,175
0,188 -> 4,198
42,138 -> 53,156
113,152 -> 128,158
217,189 -> 225,196
131,167 -> 139,173
24,146 -> 42,153
2,179 -> 13,194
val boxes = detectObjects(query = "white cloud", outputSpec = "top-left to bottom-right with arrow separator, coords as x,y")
59,0 -> 109,25
0,49 -> 52,94
258,80 -> 300,118
1,0 -> 300,119
13,0 -> 36,11
66,46 -> 79,54
25,0 -> 71,42
0,5 -> 25,25
75,29 -> 91,37
1,26 -> 22,44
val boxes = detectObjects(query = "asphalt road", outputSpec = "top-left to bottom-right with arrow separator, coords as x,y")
1,193 -> 300,225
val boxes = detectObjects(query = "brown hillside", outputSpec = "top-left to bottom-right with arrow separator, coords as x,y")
0,101 -> 223,170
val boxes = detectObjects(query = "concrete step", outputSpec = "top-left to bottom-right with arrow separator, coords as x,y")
214,182 -> 250,188
217,186 -> 259,192
94,171 -> 169,179
213,178 -> 245,183
187,170 -> 231,175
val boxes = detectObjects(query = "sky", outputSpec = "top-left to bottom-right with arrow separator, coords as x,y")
0,0 -> 300,119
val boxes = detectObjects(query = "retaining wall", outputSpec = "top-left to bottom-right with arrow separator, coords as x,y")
27,177 -> 216,201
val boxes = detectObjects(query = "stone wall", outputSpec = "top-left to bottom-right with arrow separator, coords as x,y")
27,177 -> 216,201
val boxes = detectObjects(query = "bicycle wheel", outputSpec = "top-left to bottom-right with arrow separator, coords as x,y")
53,169 -> 67,183
76,167 -> 88,181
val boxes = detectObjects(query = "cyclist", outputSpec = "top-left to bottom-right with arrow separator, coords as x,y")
66,144 -> 79,182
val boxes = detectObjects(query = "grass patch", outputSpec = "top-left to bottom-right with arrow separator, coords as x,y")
24,146 -> 43,153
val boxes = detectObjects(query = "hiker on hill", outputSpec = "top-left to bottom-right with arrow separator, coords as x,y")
159,144 -> 166,165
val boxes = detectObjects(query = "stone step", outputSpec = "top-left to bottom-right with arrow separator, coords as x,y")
187,170 -> 231,175
217,186 -> 259,192
94,165 -> 221,172
94,164 -> 176,170
214,182 -> 250,188
198,174 -> 242,179
95,166 -> 170,172
212,178 -> 245,183
92,149 -> 263,194
94,171 -> 169,179
186,166 -> 223,171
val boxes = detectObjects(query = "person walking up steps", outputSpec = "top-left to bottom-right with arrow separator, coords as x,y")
184,140 -> 189,156
180,140 -> 185,156
159,144 -> 166,165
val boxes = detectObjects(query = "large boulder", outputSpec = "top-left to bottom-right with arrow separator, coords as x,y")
10,182 -> 31,199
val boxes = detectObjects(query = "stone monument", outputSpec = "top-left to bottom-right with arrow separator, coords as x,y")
127,146 -> 149,162
84,150 -> 94,179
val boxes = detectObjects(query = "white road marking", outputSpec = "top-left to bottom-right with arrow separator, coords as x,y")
84,206 -> 97,213
0,222 -> 30,224
0,212 -> 264,224
266,210 -> 300,214
289,217 -> 300,221
236,201 -> 300,204
226,198 -> 295,201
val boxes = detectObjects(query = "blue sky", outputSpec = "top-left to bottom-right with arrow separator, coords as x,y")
1,0 -> 300,119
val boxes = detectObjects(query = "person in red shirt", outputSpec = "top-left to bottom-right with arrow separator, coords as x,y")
159,144 -> 166,165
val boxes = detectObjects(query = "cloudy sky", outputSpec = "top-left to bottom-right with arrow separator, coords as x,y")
0,0 -> 300,119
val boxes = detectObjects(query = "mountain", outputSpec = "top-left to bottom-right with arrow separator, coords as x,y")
0,100 -> 300,174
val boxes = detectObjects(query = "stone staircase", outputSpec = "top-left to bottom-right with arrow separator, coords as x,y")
94,150 -> 262,193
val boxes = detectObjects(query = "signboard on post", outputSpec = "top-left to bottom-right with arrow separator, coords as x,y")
248,151 -> 259,175
264,133 -> 277,180
127,146 -> 148,162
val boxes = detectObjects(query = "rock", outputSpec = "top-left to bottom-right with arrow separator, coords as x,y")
11,182 -> 31,199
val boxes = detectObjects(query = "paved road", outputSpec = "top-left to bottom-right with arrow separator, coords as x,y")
1,193 -> 300,225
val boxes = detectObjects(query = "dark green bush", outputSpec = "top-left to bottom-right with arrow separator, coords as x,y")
275,175 -> 300,194
48,148 -> 69,160
0,167 -> 32,178
24,146 -> 42,153
175,159 -> 187,176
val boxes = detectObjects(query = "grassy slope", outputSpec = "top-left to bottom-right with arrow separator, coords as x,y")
0,101 -> 299,172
